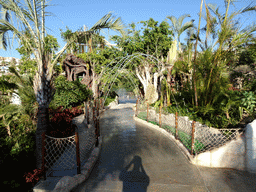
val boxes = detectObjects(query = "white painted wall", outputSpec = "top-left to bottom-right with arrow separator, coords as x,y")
191,134 -> 246,170
191,120 -> 256,173
245,120 -> 256,173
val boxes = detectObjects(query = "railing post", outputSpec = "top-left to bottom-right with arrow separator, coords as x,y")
191,121 -> 195,155
175,112 -> 178,139
136,99 -> 138,117
147,103 -> 149,122
97,98 -> 100,137
101,98 -> 104,109
93,103 -> 95,126
87,102 -> 90,125
97,98 -> 99,117
41,132 -> 46,180
75,132 -> 81,174
84,101 -> 86,118
159,105 -> 162,128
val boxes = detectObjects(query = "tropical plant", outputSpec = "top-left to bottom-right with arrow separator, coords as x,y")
48,106 -> 83,138
241,91 -> 256,114
111,18 -> 173,103
166,14 -> 194,51
0,66 -> 37,156
0,0 -> 126,169
50,75 -> 92,109
61,12 -> 126,54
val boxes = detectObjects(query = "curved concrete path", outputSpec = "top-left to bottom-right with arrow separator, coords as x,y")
73,102 -> 256,192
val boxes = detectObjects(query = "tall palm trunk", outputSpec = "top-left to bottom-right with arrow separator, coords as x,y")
36,105 -> 49,169
34,57 -> 54,169
193,0 -> 204,107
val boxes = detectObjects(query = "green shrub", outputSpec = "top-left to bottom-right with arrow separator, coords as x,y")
51,75 -> 92,109
104,97 -> 115,106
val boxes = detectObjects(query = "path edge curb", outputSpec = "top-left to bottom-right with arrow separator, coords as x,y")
52,136 -> 102,192
133,114 -> 195,163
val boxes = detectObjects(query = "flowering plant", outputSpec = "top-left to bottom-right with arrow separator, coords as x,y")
23,168 -> 44,186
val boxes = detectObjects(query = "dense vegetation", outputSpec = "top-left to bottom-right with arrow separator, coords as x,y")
0,0 -> 255,191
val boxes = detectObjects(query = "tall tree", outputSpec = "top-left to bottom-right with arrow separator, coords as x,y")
111,18 -> 173,103
0,0 -> 125,169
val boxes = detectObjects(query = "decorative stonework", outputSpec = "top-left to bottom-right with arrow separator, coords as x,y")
62,54 -> 93,88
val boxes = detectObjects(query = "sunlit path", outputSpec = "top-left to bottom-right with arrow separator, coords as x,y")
72,101 -> 207,192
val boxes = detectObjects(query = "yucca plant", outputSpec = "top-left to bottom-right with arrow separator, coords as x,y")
0,0 -> 126,169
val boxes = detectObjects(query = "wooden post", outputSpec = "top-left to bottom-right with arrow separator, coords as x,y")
147,103 -> 149,122
84,101 -> 86,118
159,105 -> 162,128
135,99 -> 138,117
93,106 -> 95,126
101,98 -> 104,109
191,121 -> 195,155
75,132 -> 81,174
41,132 -> 46,180
97,98 -> 99,117
87,102 -> 90,125
97,98 -> 100,137
175,112 -> 178,139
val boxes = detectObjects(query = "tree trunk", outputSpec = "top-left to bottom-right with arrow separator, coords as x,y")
36,105 -> 49,169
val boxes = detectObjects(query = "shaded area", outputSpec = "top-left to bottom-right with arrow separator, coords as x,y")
73,102 -> 256,192
72,103 -> 207,192
118,99 -> 137,104
197,166 -> 256,192
119,156 -> 150,192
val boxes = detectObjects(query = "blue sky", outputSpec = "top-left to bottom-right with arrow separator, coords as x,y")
0,0 -> 255,59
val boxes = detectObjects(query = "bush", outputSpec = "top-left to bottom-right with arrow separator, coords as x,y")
104,97 -> 115,106
48,106 -> 83,137
51,75 -> 92,109
23,168 -> 44,187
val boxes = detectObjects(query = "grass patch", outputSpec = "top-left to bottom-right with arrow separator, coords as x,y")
137,112 -> 205,154
137,111 -> 147,120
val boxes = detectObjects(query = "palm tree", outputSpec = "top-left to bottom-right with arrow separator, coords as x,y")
0,0 -> 125,169
62,12 -> 126,54
166,14 -> 194,51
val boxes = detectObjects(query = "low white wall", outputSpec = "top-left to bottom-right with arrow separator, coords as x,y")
192,119 -> 256,173
245,119 -> 256,173
191,133 -> 246,170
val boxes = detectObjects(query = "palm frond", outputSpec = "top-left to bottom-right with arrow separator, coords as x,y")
166,15 -> 177,33
179,20 -> 194,37
240,3 -> 256,14
89,12 -> 126,36
177,14 -> 191,29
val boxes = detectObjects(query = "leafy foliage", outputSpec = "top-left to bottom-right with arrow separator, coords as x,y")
241,91 -> 256,114
111,18 -> 173,59
50,75 -> 92,109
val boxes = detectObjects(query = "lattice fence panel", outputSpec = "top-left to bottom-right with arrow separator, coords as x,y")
78,124 -> 96,164
135,100 -> 244,155
194,126 -> 243,154
44,135 -> 76,174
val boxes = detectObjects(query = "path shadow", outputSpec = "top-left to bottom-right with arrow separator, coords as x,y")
118,99 -> 137,104
119,155 -> 150,192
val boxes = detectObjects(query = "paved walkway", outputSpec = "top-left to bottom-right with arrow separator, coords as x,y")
73,101 -> 256,192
